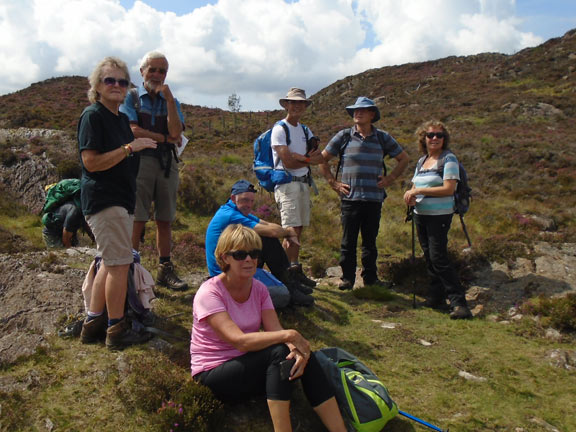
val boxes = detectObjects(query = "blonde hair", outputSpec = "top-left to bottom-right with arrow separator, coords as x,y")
87,57 -> 130,104
215,224 -> 262,272
140,51 -> 168,70
415,120 -> 451,155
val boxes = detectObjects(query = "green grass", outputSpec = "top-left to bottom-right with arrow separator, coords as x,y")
3,285 -> 575,431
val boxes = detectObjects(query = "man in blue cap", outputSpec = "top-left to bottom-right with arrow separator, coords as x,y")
320,97 -> 409,290
205,179 -> 315,306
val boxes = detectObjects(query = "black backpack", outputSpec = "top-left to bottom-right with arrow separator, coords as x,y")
415,150 -> 471,215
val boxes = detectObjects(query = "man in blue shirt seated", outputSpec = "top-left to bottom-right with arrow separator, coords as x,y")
205,180 -> 314,306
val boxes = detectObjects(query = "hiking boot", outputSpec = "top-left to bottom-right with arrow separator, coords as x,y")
450,306 -> 473,320
105,319 -> 153,351
338,279 -> 354,291
287,286 -> 315,307
289,264 -> 316,288
80,314 -> 107,344
363,278 -> 392,289
423,297 -> 450,311
156,262 -> 188,291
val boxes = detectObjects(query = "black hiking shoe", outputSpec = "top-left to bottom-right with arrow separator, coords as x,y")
363,278 -> 392,289
338,279 -> 354,291
450,306 -> 473,320
105,319 -> 153,351
289,264 -> 316,288
422,297 -> 450,311
156,262 -> 188,291
287,286 -> 315,307
80,314 -> 107,344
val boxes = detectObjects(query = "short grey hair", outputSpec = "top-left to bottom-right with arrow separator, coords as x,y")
140,51 -> 169,70
87,57 -> 130,104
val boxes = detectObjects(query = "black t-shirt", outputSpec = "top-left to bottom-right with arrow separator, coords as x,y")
77,102 -> 139,216
42,202 -> 84,236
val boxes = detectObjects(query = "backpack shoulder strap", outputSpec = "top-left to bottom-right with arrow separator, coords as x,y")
416,155 -> 428,174
275,120 -> 291,146
301,124 -> 310,141
335,128 -> 354,180
375,129 -> 388,177
129,87 -> 141,112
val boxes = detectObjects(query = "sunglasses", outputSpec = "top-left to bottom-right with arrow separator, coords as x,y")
147,67 -> 167,75
227,249 -> 261,261
426,132 -> 446,139
102,77 -> 130,88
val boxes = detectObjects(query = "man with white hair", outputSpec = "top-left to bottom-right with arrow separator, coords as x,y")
120,51 -> 187,291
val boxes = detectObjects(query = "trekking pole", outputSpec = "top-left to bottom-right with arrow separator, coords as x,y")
405,206 -> 417,308
459,214 -> 472,248
399,410 -> 449,432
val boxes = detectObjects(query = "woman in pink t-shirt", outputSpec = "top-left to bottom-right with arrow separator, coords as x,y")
191,224 -> 346,432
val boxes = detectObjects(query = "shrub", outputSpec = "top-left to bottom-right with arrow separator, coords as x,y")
520,293 -> 576,333
178,164 -> 221,216
172,232 -> 206,269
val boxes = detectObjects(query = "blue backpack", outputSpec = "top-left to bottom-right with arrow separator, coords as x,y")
253,120 -> 309,192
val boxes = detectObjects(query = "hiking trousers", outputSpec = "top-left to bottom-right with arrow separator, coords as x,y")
194,343 -> 335,406
413,213 -> 467,307
339,200 -> 382,283
260,236 -> 290,281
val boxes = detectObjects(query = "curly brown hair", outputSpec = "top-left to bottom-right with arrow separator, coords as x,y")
415,120 -> 451,155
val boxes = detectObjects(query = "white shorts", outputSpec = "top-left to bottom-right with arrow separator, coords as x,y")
274,181 -> 311,228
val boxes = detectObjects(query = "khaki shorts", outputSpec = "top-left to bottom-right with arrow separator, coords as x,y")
86,206 -> 133,266
274,181 -> 311,228
134,154 -> 179,222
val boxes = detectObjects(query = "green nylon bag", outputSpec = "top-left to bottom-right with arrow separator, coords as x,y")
317,347 -> 398,432
41,179 -> 81,226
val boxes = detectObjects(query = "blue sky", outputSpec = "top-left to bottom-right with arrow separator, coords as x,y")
1,0 -> 574,110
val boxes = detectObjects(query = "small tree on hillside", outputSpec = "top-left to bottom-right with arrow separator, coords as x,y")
228,93 -> 241,112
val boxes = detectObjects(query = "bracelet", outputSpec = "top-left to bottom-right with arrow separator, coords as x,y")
122,145 -> 131,158
304,157 -> 311,164
126,144 -> 133,154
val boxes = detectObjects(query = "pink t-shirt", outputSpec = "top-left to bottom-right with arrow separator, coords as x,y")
190,276 -> 275,377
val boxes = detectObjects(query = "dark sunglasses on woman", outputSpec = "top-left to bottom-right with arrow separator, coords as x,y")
227,249 -> 262,260
102,77 -> 130,88
426,132 -> 446,139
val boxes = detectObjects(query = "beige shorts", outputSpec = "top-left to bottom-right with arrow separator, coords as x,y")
274,181 -> 311,228
86,206 -> 134,266
134,154 -> 179,222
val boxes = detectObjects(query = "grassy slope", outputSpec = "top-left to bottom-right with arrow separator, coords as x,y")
1,30 -> 575,431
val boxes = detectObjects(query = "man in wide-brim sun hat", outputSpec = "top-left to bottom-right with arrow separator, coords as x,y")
320,96 -> 409,291
270,87 -> 324,291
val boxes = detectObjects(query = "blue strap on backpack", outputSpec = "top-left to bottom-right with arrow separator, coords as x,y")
253,120 -> 309,192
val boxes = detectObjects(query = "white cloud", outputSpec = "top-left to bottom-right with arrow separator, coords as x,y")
0,0 -> 545,110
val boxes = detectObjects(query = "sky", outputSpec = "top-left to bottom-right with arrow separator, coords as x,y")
1,0 -> 575,111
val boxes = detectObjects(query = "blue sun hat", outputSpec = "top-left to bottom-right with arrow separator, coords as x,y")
345,97 -> 381,123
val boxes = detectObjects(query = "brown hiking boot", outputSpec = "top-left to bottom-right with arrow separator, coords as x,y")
80,314 -> 107,344
105,319 -> 152,351
156,262 -> 188,290
289,264 -> 316,288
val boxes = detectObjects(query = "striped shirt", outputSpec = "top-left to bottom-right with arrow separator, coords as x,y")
325,127 -> 403,202
412,152 -> 460,216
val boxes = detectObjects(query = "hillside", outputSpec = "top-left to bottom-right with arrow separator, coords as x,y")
0,30 -> 575,432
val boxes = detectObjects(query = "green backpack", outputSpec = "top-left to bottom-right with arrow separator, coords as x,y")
317,347 -> 398,432
41,179 -> 81,226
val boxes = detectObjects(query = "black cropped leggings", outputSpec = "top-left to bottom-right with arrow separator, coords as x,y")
194,344 -> 334,406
